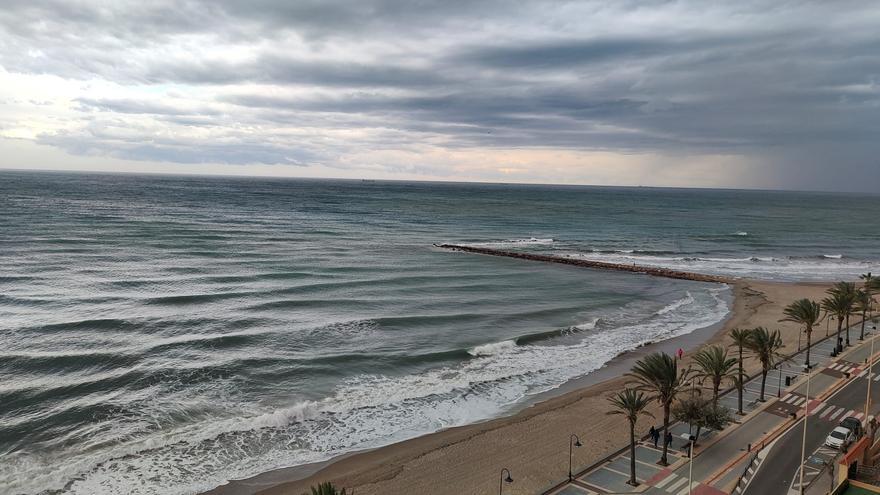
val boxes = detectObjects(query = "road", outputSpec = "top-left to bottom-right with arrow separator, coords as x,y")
744,341 -> 880,495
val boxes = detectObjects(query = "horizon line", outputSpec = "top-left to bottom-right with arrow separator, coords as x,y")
0,166 -> 876,197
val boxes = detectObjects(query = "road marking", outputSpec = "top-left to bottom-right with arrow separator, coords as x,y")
859,370 -> 868,378
823,406 -> 840,420
811,404 -> 828,416
830,408 -> 845,420
667,476 -> 688,492
831,363 -> 842,370
782,393 -> 793,402
854,412 -> 864,420
675,481 -> 697,495
785,395 -> 798,404
793,397 -> 806,406
846,410 -> 856,418
872,374 -> 880,382
655,472 -> 677,488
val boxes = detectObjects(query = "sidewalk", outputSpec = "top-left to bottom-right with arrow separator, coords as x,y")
544,326 -> 876,495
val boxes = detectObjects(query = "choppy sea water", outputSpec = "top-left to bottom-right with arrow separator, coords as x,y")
1,171 -> 877,494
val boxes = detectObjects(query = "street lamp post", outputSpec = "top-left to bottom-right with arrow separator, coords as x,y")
688,436 -> 696,495
799,369 -> 812,495
868,326 -> 878,421
499,468 -> 513,495
778,363 -> 783,398
569,434 -> 582,481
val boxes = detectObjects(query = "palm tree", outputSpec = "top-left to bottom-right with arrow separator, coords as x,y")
729,328 -> 752,415
823,291 -> 850,350
829,282 -> 857,346
781,298 -> 822,368
692,345 -> 737,406
607,388 -> 654,486
856,289 -> 875,341
306,482 -> 347,495
744,327 -> 784,401
863,272 -> 880,293
628,352 -> 689,466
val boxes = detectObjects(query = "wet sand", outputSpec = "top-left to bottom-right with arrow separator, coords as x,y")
209,279 -> 850,495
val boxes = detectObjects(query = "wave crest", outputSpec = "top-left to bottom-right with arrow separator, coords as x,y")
468,340 -> 517,356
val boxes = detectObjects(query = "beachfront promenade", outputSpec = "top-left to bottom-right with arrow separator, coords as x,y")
544,325 -> 879,495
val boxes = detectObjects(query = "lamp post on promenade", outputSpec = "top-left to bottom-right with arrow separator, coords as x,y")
799,369 -> 812,495
688,435 -> 696,495
569,434 -> 582,481
499,468 -> 513,495
778,363 -> 784,398
868,326 -> 878,421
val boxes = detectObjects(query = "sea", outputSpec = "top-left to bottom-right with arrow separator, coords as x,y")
1,170 -> 878,494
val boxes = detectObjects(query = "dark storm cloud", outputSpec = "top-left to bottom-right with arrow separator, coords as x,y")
1,0 -> 879,189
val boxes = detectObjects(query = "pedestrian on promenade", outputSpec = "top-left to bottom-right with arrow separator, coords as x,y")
665,431 -> 673,448
649,426 -> 659,448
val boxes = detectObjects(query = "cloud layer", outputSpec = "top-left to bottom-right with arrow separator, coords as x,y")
1,0 -> 879,189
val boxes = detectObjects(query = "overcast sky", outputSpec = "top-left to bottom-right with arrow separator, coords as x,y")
1,1 -> 879,191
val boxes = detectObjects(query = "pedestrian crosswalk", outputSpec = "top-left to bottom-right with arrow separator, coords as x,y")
777,389 -> 876,423
857,370 -> 880,381
828,362 -> 860,374
653,472 -> 699,495
780,393 -> 808,406
804,399 -> 873,423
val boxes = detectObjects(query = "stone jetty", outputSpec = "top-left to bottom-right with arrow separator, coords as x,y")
437,244 -> 734,284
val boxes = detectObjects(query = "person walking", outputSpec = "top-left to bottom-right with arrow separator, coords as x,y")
665,430 -> 673,449
649,425 -> 659,448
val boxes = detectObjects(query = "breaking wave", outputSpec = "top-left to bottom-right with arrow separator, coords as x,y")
567,250 -> 876,281
3,285 -> 730,495
468,340 -> 517,356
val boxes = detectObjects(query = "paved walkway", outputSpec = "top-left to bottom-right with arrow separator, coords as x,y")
544,325 -> 876,495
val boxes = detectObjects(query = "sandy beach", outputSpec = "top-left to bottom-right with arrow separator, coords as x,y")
204,278 -> 866,495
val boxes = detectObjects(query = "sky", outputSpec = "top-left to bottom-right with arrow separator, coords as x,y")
0,0 -> 879,191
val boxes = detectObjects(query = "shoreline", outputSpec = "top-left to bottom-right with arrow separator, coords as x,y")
206,278 -> 848,495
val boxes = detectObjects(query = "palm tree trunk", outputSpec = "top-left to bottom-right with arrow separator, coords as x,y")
737,345 -> 744,415
660,404 -> 670,466
759,369 -> 767,401
713,379 -> 720,407
805,327 -> 812,368
629,421 -> 637,485
837,319 -> 843,349
846,315 -> 851,346
861,309 -> 868,340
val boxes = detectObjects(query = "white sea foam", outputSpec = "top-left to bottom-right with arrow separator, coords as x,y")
574,317 -> 601,331
468,340 -> 517,356
732,231 -> 749,236
2,286 -> 731,495
465,237 -> 554,248
655,292 -> 694,315
566,250 -> 878,282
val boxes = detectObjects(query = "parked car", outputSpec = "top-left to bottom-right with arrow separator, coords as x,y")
840,417 -> 864,438
825,426 -> 856,449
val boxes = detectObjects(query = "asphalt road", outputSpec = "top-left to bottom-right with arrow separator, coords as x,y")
744,365 -> 880,495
